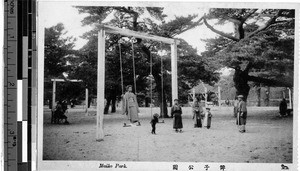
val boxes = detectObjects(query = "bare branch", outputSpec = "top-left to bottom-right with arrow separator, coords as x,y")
245,10 -> 283,39
203,17 -> 240,41
248,75 -> 292,87
170,17 -> 204,37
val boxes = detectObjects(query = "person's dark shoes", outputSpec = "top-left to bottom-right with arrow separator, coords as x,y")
137,122 -> 141,126
179,130 -> 183,133
175,129 -> 178,133
64,121 -> 69,124
194,124 -> 197,128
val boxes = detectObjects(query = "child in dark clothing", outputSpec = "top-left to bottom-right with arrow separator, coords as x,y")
150,113 -> 159,134
171,99 -> 183,133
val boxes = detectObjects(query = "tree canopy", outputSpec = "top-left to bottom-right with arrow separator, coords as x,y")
200,9 -> 294,99
44,23 -> 85,103
45,23 -> 77,79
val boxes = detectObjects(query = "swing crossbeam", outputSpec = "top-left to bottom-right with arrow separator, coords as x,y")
50,79 -> 89,116
100,25 -> 180,45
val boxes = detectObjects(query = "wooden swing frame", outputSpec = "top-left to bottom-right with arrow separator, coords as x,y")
50,79 -> 89,115
96,25 -> 179,141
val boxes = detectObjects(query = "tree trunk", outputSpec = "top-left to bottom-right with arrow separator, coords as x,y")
153,73 -> 169,118
111,96 -> 116,113
159,89 -> 169,118
88,97 -> 91,108
256,85 -> 261,106
104,97 -> 111,114
233,66 -> 251,101
265,86 -> 270,106
145,97 -> 149,107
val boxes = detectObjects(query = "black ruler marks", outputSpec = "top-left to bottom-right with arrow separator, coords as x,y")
4,0 -> 36,170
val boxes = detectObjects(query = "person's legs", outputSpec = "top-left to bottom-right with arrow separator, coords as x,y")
151,125 -> 154,134
242,125 -> 245,132
199,117 -> 202,128
179,116 -> 183,132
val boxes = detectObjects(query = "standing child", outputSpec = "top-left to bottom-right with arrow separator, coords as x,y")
203,108 -> 212,129
150,113 -> 159,134
237,95 -> 247,133
192,98 -> 204,128
171,99 -> 183,133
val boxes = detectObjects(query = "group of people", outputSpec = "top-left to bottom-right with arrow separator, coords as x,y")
123,85 -> 247,134
122,84 -> 248,134
170,98 -> 213,133
52,100 -> 69,124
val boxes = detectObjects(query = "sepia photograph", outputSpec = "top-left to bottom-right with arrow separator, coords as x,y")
35,0 -> 298,170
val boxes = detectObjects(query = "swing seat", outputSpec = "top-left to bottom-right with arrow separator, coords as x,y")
123,123 -> 132,127
158,120 -> 164,123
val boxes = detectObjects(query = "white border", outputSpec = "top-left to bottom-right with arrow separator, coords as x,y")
35,1 -> 300,171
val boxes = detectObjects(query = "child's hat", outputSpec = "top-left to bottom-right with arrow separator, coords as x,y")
153,113 -> 159,117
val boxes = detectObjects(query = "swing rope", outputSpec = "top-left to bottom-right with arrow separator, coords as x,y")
118,38 -> 163,120
131,40 -> 137,94
118,42 -> 124,95
160,42 -> 164,119
150,50 -> 153,118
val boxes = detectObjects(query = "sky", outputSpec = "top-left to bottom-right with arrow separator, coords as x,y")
38,0 -> 297,77
39,1 -> 234,53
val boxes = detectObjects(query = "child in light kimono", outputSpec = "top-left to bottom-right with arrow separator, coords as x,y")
123,85 -> 141,126
203,108 -> 212,129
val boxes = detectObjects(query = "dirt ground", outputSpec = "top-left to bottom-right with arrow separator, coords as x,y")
43,106 -> 293,163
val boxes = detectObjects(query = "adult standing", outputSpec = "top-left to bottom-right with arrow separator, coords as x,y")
279,98 -> 287,116
192,98 -> 204,128
236,95 -> 247,133
171,99 -> 183,133
123,85 -> 141,126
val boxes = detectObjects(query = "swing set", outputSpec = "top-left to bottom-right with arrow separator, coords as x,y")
118,36 -> 167,123
96,25 -> 179,141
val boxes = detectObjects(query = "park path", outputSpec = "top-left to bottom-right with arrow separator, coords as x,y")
43,106 -> 293,163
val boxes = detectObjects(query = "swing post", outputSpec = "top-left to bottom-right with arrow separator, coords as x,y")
85,88 -> 89,116
171,42 -> 178,102
52,79 -> 56,110
96,29 -> 105,141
